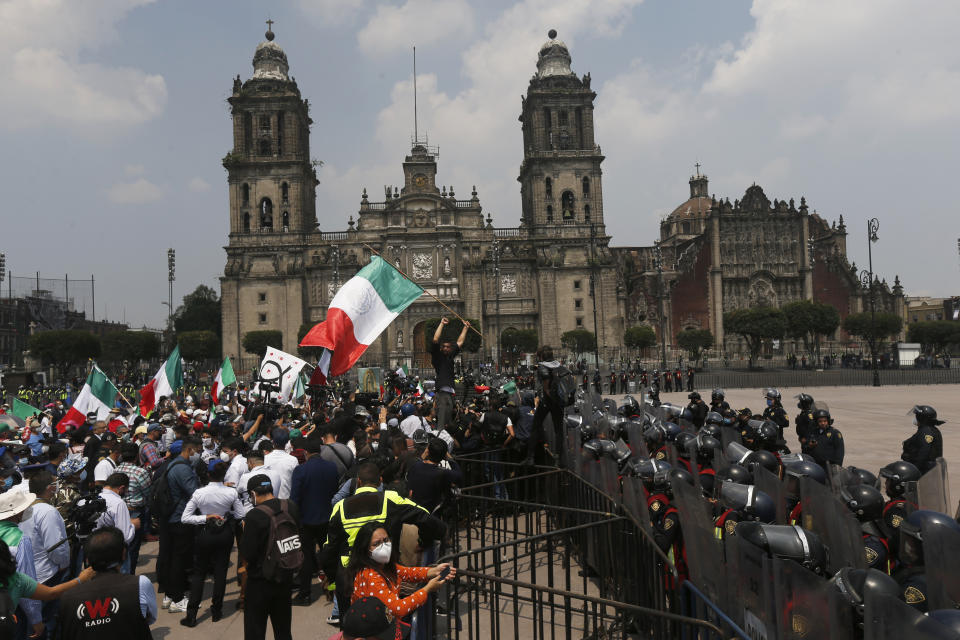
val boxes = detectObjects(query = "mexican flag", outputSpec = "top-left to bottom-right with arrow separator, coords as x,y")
300,256 -> 423,377
211,357 -> 236,404
11,398 -> 40,420
56,366 -> 119,433
139,346 -> 184,417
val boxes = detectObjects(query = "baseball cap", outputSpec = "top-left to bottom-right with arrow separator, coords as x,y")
341,596 -> 398,640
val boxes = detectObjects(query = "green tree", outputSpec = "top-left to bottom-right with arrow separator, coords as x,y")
500,328 -> 539,368
843,312 -> 904,353
782,300 -> 841,363
297,323 -> 325,361
100,331 -> 161,362
242,330 -> 283,358
907,320 -> 960,355
28,330 -> 101,376
676,328 -> 714,365
177,330 -> 221,360
422,317 -> 482,353
624,325 -> 657,356
174,285 -> 222,336
561,329 -> 597,362
723,307 -> 787,368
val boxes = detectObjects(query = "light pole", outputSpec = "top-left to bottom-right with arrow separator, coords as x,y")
166,249 -> 175,345
653,241 -> 668,370
0,254 -> 5,299
589,223 -> 601,370
490,238 -> 501,373
858,218 -> 880,387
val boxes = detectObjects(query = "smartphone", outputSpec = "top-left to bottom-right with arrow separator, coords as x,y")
439,566 -> 451,580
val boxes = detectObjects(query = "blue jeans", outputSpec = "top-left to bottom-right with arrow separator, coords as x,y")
411,544 -> 438,640
40,570 -> 66,639
482,451 -> 508,500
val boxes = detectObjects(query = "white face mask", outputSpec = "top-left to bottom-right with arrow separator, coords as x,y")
220,452 -> 232,463
202,438 -> 213,448
370,541 -> 392,564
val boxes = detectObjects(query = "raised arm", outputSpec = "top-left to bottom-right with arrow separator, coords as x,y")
457,321 -> 470,348
433,317 -> 449,344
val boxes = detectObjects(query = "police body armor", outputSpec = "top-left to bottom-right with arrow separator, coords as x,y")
58,573 -> 151,640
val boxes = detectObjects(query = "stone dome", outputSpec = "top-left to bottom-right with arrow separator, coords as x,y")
536,29 -> 573,78
252,30 -> 289,81
667,196 -> 712,220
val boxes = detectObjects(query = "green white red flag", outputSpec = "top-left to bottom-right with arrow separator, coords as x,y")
139,346 -> 184,417
56,366 -> 119,433
300,256 -> 422,378
212,357 -> 236,404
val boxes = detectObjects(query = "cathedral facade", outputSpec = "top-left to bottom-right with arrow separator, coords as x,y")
220,28 -> 901,368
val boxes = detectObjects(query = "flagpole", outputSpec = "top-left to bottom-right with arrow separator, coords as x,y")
363,244 -> 484,340
94,364 -> 137,411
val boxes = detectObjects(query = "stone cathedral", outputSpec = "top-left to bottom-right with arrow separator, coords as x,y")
220,28 -> 902,368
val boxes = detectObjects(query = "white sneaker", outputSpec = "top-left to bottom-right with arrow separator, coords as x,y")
168,598 -> 189,613
162,596 -> 172,609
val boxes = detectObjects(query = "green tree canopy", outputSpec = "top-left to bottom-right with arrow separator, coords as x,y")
242,330 -> 283,358
174,285 -> 221,336
677,328 -> 714,363
624,325 -> 657,354
297,323 -> 325,361
723,307 -> 787,366
843,312 -> 903,351
782,300 -> 840,355
100,331 -> 161,363
422,317 -> 482,353
28,330 -> 101,375
177,330 -> 221,360
907,320 -> 960,355
561,329 -> 597,361
500,328 -> 539,367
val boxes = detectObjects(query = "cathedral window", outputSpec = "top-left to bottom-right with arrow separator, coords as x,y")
277,112 -> 284,155
543,107 -> 552,148
558,111 -> 568,127
545,177 -> 552,198
242,212 -> 250,233
682,221 -> 691,234
576,317 -> 583,328
258,138 -> 271,155
575,299 -> 583,310
561,191 -> 575,219
576,107 -> 584,148
546,205 -> 553,221
282,211 -> 290,232
584,204 -> 591,221
259,115 -> 270,131
258,313 -> 267,324
559,129 -> 570,150
258,292 -> 267,303
243,113 -> 253,153
281,182 -> 289,203
241,183 -> 250,205
582,177 -> 590,195
259,197 -> 273,230
574,280 -> 582,290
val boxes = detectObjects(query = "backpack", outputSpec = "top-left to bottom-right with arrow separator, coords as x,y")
481,412 -> 508,445
256,499 -> 303,583
150,458 -> 187,519
0,582 -> 16,639
550,366 -> 578,407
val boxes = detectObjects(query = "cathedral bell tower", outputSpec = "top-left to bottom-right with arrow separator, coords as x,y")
518,30 -> 605,230
223,24 -> 317,236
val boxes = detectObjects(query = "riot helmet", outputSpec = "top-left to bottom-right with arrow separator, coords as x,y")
764,388 -> 782,406
720,408 -> 738,425
662,422 -> 684,443
675,431 -> 696,454
783,458 -> 827,497
688,391 -> 701,402
811,408 -> 832,426
737,522 -> 828,575
907,405 -> 945,427
694,434 -> 721,465
711,388 -> 725,404
579,421 -> 598,443
725,441 -> 753,466
839,484 -> 885,522
720,483 -> 776,523
829,568 -> 901,619
629,458 -> 672,490
643,423 -> 665,449
714,464 -> 753,500
666,468 -> 696,498
565,413 -> 584,431
699,422 -> 722,438
795,393 -> 815,410
879,460 -> 921,499
899,509 -> 960,567
619,395 -> 640,416
846,466 -> 878,487
602,398 -> 618,415
746,450 -> 781,476
704,411 -> 724,427
755,421 -> 782,451
582,439 -> 604,460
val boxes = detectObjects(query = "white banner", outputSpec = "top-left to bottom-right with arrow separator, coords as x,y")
259,346 -> 308,403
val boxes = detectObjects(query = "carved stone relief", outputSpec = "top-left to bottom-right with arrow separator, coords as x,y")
412,252 -> 432,280
501,273 -> 517,294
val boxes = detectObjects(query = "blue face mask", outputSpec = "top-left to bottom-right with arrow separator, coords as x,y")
79,470 -> 87,483
3,477 -> 13,491
722,418 -> 733,425
766,399 -> 774,407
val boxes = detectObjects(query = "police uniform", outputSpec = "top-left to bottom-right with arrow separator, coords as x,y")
863,533 -> 892,574
713,509 -> 741,540
795,410 -> 815,450
881,499 -> 912,553
894,567 -> 929,612
709,400 -> 731,413
762,405 -> 789,435
805,426 -> 844,467
901,425 -> 943,474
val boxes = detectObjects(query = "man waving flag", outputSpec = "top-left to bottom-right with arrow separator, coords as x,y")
139,346 -> 184,417
300,256 -> 423,377
211,357 -> 236,404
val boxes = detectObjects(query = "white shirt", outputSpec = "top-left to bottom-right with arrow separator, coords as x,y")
237,465 -> 283,511
180,482 -> 245,525
94,456 -> 117,483
263,450 -> 298,499
96,488 -> 135,545
223,454 -> 248,488
400,415 -> 427,438
19,502 -> 69,583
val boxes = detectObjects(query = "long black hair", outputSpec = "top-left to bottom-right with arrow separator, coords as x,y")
346,521 -> 399,590
0,539 -> 16,584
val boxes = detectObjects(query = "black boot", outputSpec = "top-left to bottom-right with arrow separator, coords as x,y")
179,610 -> 198,628
211,608 -> 223,622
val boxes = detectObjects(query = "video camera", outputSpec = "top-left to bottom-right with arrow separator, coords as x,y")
47,494 -> 108,553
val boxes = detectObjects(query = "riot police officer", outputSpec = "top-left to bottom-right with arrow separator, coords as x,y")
709,389 -> 730,413
762,388 -> 789,436
895,510 -> 960,611
685,392 -> 708,428
839,484 -> 893,574
795,393 -> 815,451
804,408 -> 844,468
901,405 -> 944,474
878,460 -> 920,553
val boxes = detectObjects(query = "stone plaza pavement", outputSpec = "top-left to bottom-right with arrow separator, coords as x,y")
143,383 -> 960,639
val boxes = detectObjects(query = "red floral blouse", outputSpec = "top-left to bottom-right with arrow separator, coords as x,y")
352,565 -> 431,618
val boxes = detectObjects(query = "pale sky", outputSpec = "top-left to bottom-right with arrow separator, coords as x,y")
2,0 -> 958,328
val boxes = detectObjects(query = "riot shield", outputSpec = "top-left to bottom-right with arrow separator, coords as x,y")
917,458 -> 950,515
726,531 -> 778,636
799,476 -> 866,572
922,517 -> 960,610
754,466 -> 788,525
720,424 -> 742,450
565,427 -> 580,473
829,465 -> 862,496
599,457 -> 620,500
625,422 -> 649,458
864,593 -> 953,640
671,479 -> 727,610
725,441 -> 753,467
622,476 -> 652,532
772,556 -> 854,640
